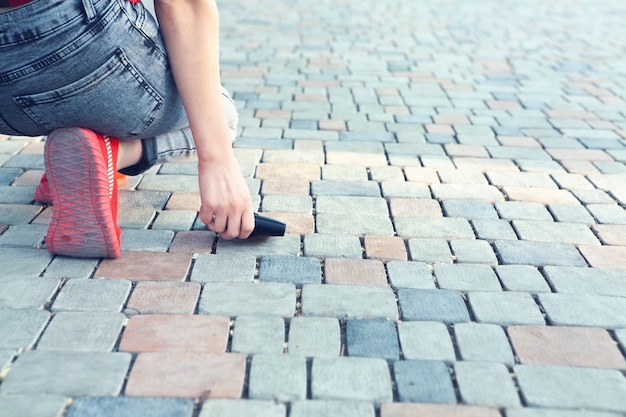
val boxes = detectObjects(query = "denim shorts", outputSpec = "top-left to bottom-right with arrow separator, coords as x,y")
0,0 -> 198,174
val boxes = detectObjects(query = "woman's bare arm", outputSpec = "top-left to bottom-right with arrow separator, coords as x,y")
154,0 -> 254,239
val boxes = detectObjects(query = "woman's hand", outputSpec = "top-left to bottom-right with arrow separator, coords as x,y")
197,152 -> 254,239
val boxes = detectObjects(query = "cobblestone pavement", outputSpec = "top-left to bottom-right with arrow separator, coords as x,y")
2,0 -> 626,416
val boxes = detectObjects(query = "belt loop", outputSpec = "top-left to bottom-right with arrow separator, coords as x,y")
82,0 -> 97,23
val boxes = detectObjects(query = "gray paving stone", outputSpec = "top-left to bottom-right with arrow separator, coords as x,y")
468,291 -> 546,325
303,234 -> 363,259
449,240 -> 499,265
506,408 -> 620,417
538,293 -> 626,328
2,154 -> 43,169
495,265 -> 551,292
397,289 -> 470,323
434,264 -> 501,291
515,364 -> 626,412
495,201 -> 553,221
311,357 -> 393,403
430,184 -> 505,202
321,165 -> 368,181
455,361 -> 521,407
119,229 -> 174,252
316,213 -> 395,235
471,219 -> 519,241
381,181 -> 431,198
397,321 -> 456,362
66,397 -> 194,417
543,266 -> 626,296
261,194 -> 312,213
0,277 -> 59,309
151,210 -> 197,231
43,257 -> 99,279
454,323 -> 514,365
512,220 -> 600,245
310,181 -> 380,197
0,348 -> 15,370
393,360 -> 456,404
0,224 -> 47,248
0,204 -> 41,225
37,312 -> 125,352
117,207 -> 155,229
442,200 -> 498,219
548,203 -> 596,224
0,167 -> 23,185
119,189 -> 171,210
0,350 -> 131,396
316,196 -> 388,216
407,239 -> 453,263
248,354 -> 307,401
191,254 -> 256,283
0,309 -> 50,349
0,185 -> 37,204
289,400 -> 375,417
287,317 -> 341,357
51,279 -> 132,313
493,240 -> 587,267
301,284 -> 398,320
386,261 -> 436,289
216,235 -> 301,257
0,395 -> 67,417
138,174 -> 199,192
199,283 -> 296,318
231,316 -> 285,354
396,217 -> 475,239
346,319 -> 399,360
259,256 -> 322,286
587,204 -> 626,224
199,400 -> 286,417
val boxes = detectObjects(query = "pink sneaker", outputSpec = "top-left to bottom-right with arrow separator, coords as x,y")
35,171 -> 128,204
44,128 -> 121,258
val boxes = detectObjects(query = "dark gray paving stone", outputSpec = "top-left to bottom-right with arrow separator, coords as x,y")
0,394 -> 67,417
346,319 -> 399,360
493,240 -> 587,266
454,323 -> 515,365
538,293 -> 626,328
311,357 -> 393,402
259,256 -> 322,286
515,364 -> 626,412
37,312 -> 125,352
468,291 -> 546,326
66,397 -> 194,417
543,266 -> 626,296
393,360 -> 456,403
0,351 -> 131,396
0,277 -> 59,309
199,283 -> 295,318
397,289 -> 470,323
51,279 -> 132,313
0,309 -> 50,349
191,254 -> 256,283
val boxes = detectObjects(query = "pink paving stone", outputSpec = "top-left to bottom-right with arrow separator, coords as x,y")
254,109 -> 292,119
508,325 -> 626,369
403,167 -> 440,184
293,140 -> 325,152
579,245 -> 626,269
592,224 -> 626,246
126,281 -> 201,314
258,212 -> 314,235
560,160 -> 601,175
496,136 -> 541,147
294,94 -> 328,102
0,224 -> 8,235
95,252 -> 192,281
389,198 -> 442,217
452,157 -> 519,172
325,151 -> 388,167
20,141 -> 45,154
261,179 -> 311,195
444,144 -> 489,158
324,258 -> 388,286
376,88 -> 400,96
381,403 -> 501,417
503,186 -> 578,204
12,169 -> 45,186
364,235 -> 408,262
125,352 -> 246,399
168,231 -> 216,254
425,124 -> 456,135
255,163 -> 321,181
119,314 -> 230,353
318,119 -> 347,131
547,148 -> 614,162
165,192 -> 201,210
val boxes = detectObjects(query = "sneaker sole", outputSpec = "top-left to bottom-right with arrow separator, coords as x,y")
45,128 -> 120,258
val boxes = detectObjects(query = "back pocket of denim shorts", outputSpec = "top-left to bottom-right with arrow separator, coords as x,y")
14,49 -> 164,137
